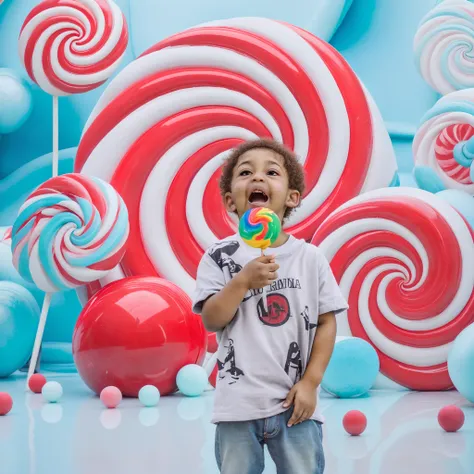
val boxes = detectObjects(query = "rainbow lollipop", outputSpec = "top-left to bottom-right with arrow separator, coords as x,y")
239,208 -> 281,252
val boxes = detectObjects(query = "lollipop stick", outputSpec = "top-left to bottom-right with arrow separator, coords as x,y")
261,248 -> 268,314
26,293 -> 51,390
52,95 -> 58,177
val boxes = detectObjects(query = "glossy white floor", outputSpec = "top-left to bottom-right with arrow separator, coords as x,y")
0,373 -> 473,474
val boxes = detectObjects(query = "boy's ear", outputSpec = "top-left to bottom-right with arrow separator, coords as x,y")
286,189 -> 301,209
225,192 -> 237,213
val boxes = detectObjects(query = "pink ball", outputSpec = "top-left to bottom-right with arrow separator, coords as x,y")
28,374 -> 47,394
100,386 -> 122,409
438,405 -> 465,432
0,392 -> 13,416
343,410 -> 367,436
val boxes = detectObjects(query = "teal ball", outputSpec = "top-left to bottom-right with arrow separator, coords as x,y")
138,385 -> 160,407
176,364 -> 208,397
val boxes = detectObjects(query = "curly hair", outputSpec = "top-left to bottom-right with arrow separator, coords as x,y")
219,138 -> 306,219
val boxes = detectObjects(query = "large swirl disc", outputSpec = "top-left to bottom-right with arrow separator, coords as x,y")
18,0 -> 128,96
312,187 -> 474,390
414,0 -> 474,95
413,88 -> 474,194
11,173 -> 129,293
75,17 -> 396,297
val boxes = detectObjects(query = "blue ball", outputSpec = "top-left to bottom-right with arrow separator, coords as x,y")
176,364 -> 208,397
436,190 -> 474,230
448,324 -> 474,404
0,69 -> 32,134
42,381 -> 63,403
0,281 -> 40,377
139,385 -> 160,407
322,338 -> 380,398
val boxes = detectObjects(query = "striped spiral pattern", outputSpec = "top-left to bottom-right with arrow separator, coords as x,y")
239,208 -> 281,250
75,17 -> 397,297
11,173 -> 129,293
413,88 -> 474,195
19,0 -> 128,96
312,187 -> 474,390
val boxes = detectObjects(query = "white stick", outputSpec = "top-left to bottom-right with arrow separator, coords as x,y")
52,96 -> 58,177
26,293 -> 51,390
261,248 -> 269,314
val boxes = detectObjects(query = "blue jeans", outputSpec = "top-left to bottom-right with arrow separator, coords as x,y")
215,409 -> 325,474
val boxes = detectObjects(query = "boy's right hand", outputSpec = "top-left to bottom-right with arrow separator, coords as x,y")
238,255 -> 279,290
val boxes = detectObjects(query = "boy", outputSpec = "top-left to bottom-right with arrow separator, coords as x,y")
193,139 -> 348,474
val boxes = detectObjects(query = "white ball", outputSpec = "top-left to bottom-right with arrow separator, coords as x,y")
41,381 -> 63,403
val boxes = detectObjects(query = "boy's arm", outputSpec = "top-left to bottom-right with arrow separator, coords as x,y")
201,273 -> 249,332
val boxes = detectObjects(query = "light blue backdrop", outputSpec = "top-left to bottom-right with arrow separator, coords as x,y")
0,0 -> 438,346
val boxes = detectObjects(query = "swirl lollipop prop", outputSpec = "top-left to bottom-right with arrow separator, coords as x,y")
239,207 -> 281,254
18,0 -> 128,176
11,173 -> 130,388
413,88 -> 474,195
312,187 -> 474,390
74,17 -> 397,301
414,0 -> 474,95
239,207 -> 281,314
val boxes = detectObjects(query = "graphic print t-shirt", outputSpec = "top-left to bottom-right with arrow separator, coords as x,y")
192,234 -> 349,424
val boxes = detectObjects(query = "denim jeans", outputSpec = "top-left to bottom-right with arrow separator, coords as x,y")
215,409 -> 325,474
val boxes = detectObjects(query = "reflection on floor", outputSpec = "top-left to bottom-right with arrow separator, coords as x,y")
0,373 -> 473,474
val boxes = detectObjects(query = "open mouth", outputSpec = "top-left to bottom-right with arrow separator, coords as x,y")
248,190 -> 269,206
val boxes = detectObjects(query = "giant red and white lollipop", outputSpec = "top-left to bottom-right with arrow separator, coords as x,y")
312,187 -> 474,390
75,17 -> 397,301
11,173 -> 129,388
18,0 -> 128,176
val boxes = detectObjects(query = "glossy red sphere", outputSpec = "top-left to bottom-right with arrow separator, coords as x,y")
72,276 -> 207,397
28,374 -> 47,394
343,410 -> 367,436
438,405 -> 465,432
0,392 -> 13,416
209,363 -> 218,388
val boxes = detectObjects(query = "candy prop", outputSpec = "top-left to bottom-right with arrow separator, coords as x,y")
74,17 -> 397,299
239,208 -> 281,253
72,277 -> 207,397
438,405 -> 465,432
0,393 -> 13,416
414,0 -> 474,95
42,381 -> 63,403
19,0 -> 128,176
413,88 -> 474,195
11,173 -> 130,389
312,187 -> 474,391
343,410 -> 367,436
138,385 -> 160,407
28,374 -> 48,394
176,364 -> 208,397
100,386 -> 122,408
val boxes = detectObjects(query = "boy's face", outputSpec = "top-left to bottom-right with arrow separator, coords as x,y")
224,148 -> 300,221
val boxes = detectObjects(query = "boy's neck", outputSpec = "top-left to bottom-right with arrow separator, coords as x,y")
269,231 -> 290,248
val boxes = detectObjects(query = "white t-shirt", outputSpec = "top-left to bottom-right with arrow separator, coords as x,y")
193,234 -> 348,424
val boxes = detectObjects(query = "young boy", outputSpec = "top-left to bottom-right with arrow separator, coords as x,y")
193,139 -> 348,474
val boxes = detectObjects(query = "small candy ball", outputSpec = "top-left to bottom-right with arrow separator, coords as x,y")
138,385 -> 160,407
0,392 -> 13,416
42,381 -> 63,403
100,386 -> 122,409
343,410 -> 367,436
438,405 -> 465,432
239,207 -> 281,250
28,374 -> 47,394
176,364 -> 208,397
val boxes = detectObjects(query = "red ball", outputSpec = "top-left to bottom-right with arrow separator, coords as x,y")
209,363 -> 218,388
28,374 -> 47,394
100,386 -> 122,409
207,332 -> 218,354
438,405 -> 465,432
0,392 -> 13,416
72,276 -> 207,397
343,410 -> 367,436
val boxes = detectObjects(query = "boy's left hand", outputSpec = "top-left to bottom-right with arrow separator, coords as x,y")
283,379 -> 317,427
